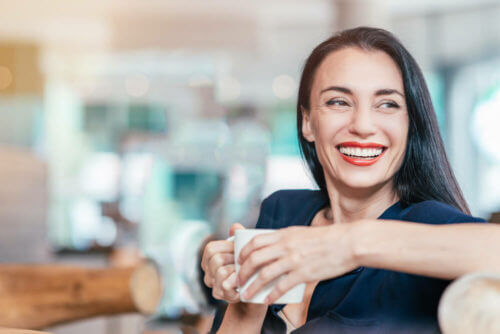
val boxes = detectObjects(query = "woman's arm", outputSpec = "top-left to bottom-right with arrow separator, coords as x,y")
236,220 -> 500,304
217,303 -> 267,334
353,220 -> 500,280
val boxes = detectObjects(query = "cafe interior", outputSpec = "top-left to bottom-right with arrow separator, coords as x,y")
1,0 -> 500,333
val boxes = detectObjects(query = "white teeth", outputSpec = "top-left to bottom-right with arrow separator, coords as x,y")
339,146 -> 383,158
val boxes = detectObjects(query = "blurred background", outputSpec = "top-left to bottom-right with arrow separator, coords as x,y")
0,0 -> 500,333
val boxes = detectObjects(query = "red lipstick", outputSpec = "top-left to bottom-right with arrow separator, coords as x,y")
337,141 -> 387,167
339,141 -> 385,148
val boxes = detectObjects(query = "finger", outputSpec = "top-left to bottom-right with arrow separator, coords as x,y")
212,287 -> 224,300
203,273 -> 214,288
215,264 -> 235,287
202,240 -> 234,271
238,231 -> 281,265
242,258 -> 293,301
265,273 -> 303,304
222,271 -> 238,291
225,290 -> 240,303
203,240 -> 234,268
238,244 -> 285,286
208,253 -> 234,278
229,222 -> 245,236
222,272 -> 239,301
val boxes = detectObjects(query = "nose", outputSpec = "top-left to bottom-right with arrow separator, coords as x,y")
348,105 -> 376,138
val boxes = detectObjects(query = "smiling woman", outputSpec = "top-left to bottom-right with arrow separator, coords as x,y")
301,47 -> 409,194
296,28 -> 469,214
202,27 -> 493,334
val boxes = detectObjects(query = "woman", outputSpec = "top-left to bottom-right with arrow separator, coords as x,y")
202,27 -> 494,333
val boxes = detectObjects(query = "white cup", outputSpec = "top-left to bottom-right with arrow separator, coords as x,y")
229,229 -> 306,304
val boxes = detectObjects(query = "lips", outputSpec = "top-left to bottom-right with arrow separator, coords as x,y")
336,141 -> 387,166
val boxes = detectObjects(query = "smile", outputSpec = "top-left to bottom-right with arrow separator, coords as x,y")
336,141 -> 387,166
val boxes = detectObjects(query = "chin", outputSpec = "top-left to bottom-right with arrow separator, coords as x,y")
337,171 -> 391,191
342,180 -> 382,190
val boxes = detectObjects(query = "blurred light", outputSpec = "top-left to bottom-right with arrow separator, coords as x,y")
125,74 -> 149,97
272,74 -> 296,99
71,199 -> 101,250
479,165 -> 500,212
228,164 -> 249,199
471,87 -> 500,162
120,197 -> 142,224
217,75 -> 241,102
0,66 -> 13,90
261,155 -> 317,199
120,153 -> 154,223
96,217 -> 117,247
188,74 -> 213,87
78,79 -> 97,96
79,153 -> 121,201
122,153 -> 154,196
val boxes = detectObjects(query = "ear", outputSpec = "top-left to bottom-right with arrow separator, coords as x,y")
301,106 -> 315,143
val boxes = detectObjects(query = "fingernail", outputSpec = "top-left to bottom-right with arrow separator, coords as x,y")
236,277 -> 240,286
242,291 -> 249,299
265,296 -> 271,304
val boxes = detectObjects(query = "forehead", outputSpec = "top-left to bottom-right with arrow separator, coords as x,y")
312,47 -> 404,94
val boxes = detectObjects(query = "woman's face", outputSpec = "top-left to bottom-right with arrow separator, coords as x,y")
302,47 -> 409,192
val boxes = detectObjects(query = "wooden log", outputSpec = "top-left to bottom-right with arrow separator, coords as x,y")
130,261 -> 163,315
0,264 -> 141,329
0,328 -> 51,334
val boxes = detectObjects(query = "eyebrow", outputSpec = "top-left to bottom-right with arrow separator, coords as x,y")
320,86 -> 404,98
374,88 -> 404,98
320,86 -> 352,95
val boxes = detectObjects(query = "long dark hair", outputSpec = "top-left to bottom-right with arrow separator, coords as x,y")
297,27 -> 471,214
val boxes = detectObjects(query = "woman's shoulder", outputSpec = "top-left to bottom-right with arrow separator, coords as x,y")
255,189 -> 327,229
400,200 -> 486,225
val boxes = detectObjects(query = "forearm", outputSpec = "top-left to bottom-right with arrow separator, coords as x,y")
351,220 -> 500,279
217,303 -> 267,334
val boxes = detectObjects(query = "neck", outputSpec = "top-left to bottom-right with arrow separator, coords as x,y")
323,178 -> 399,224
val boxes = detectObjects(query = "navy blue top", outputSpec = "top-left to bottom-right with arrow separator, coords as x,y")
210,189 -> 486,333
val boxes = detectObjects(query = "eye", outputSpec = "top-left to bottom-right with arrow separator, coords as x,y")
326,99 -> 349,107
378,101 -> 400,109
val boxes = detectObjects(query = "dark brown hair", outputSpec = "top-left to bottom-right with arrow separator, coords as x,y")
297,27 -> 470,214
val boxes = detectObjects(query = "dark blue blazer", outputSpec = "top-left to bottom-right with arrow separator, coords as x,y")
210,189 -> 486,333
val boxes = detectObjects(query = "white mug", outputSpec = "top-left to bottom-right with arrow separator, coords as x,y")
229,229 -> 306,304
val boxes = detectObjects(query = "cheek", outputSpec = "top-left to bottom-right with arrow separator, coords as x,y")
379,114 -> 409,147
312,115 -> 349,172
381,116 -> 409,168
312,113 -> 349,142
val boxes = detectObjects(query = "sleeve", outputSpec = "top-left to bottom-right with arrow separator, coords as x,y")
403,200 -> 487,225
208,192 -> 279,333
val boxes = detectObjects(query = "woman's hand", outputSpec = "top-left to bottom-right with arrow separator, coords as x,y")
237,223 -> 361,304
201,223 -> 244,303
